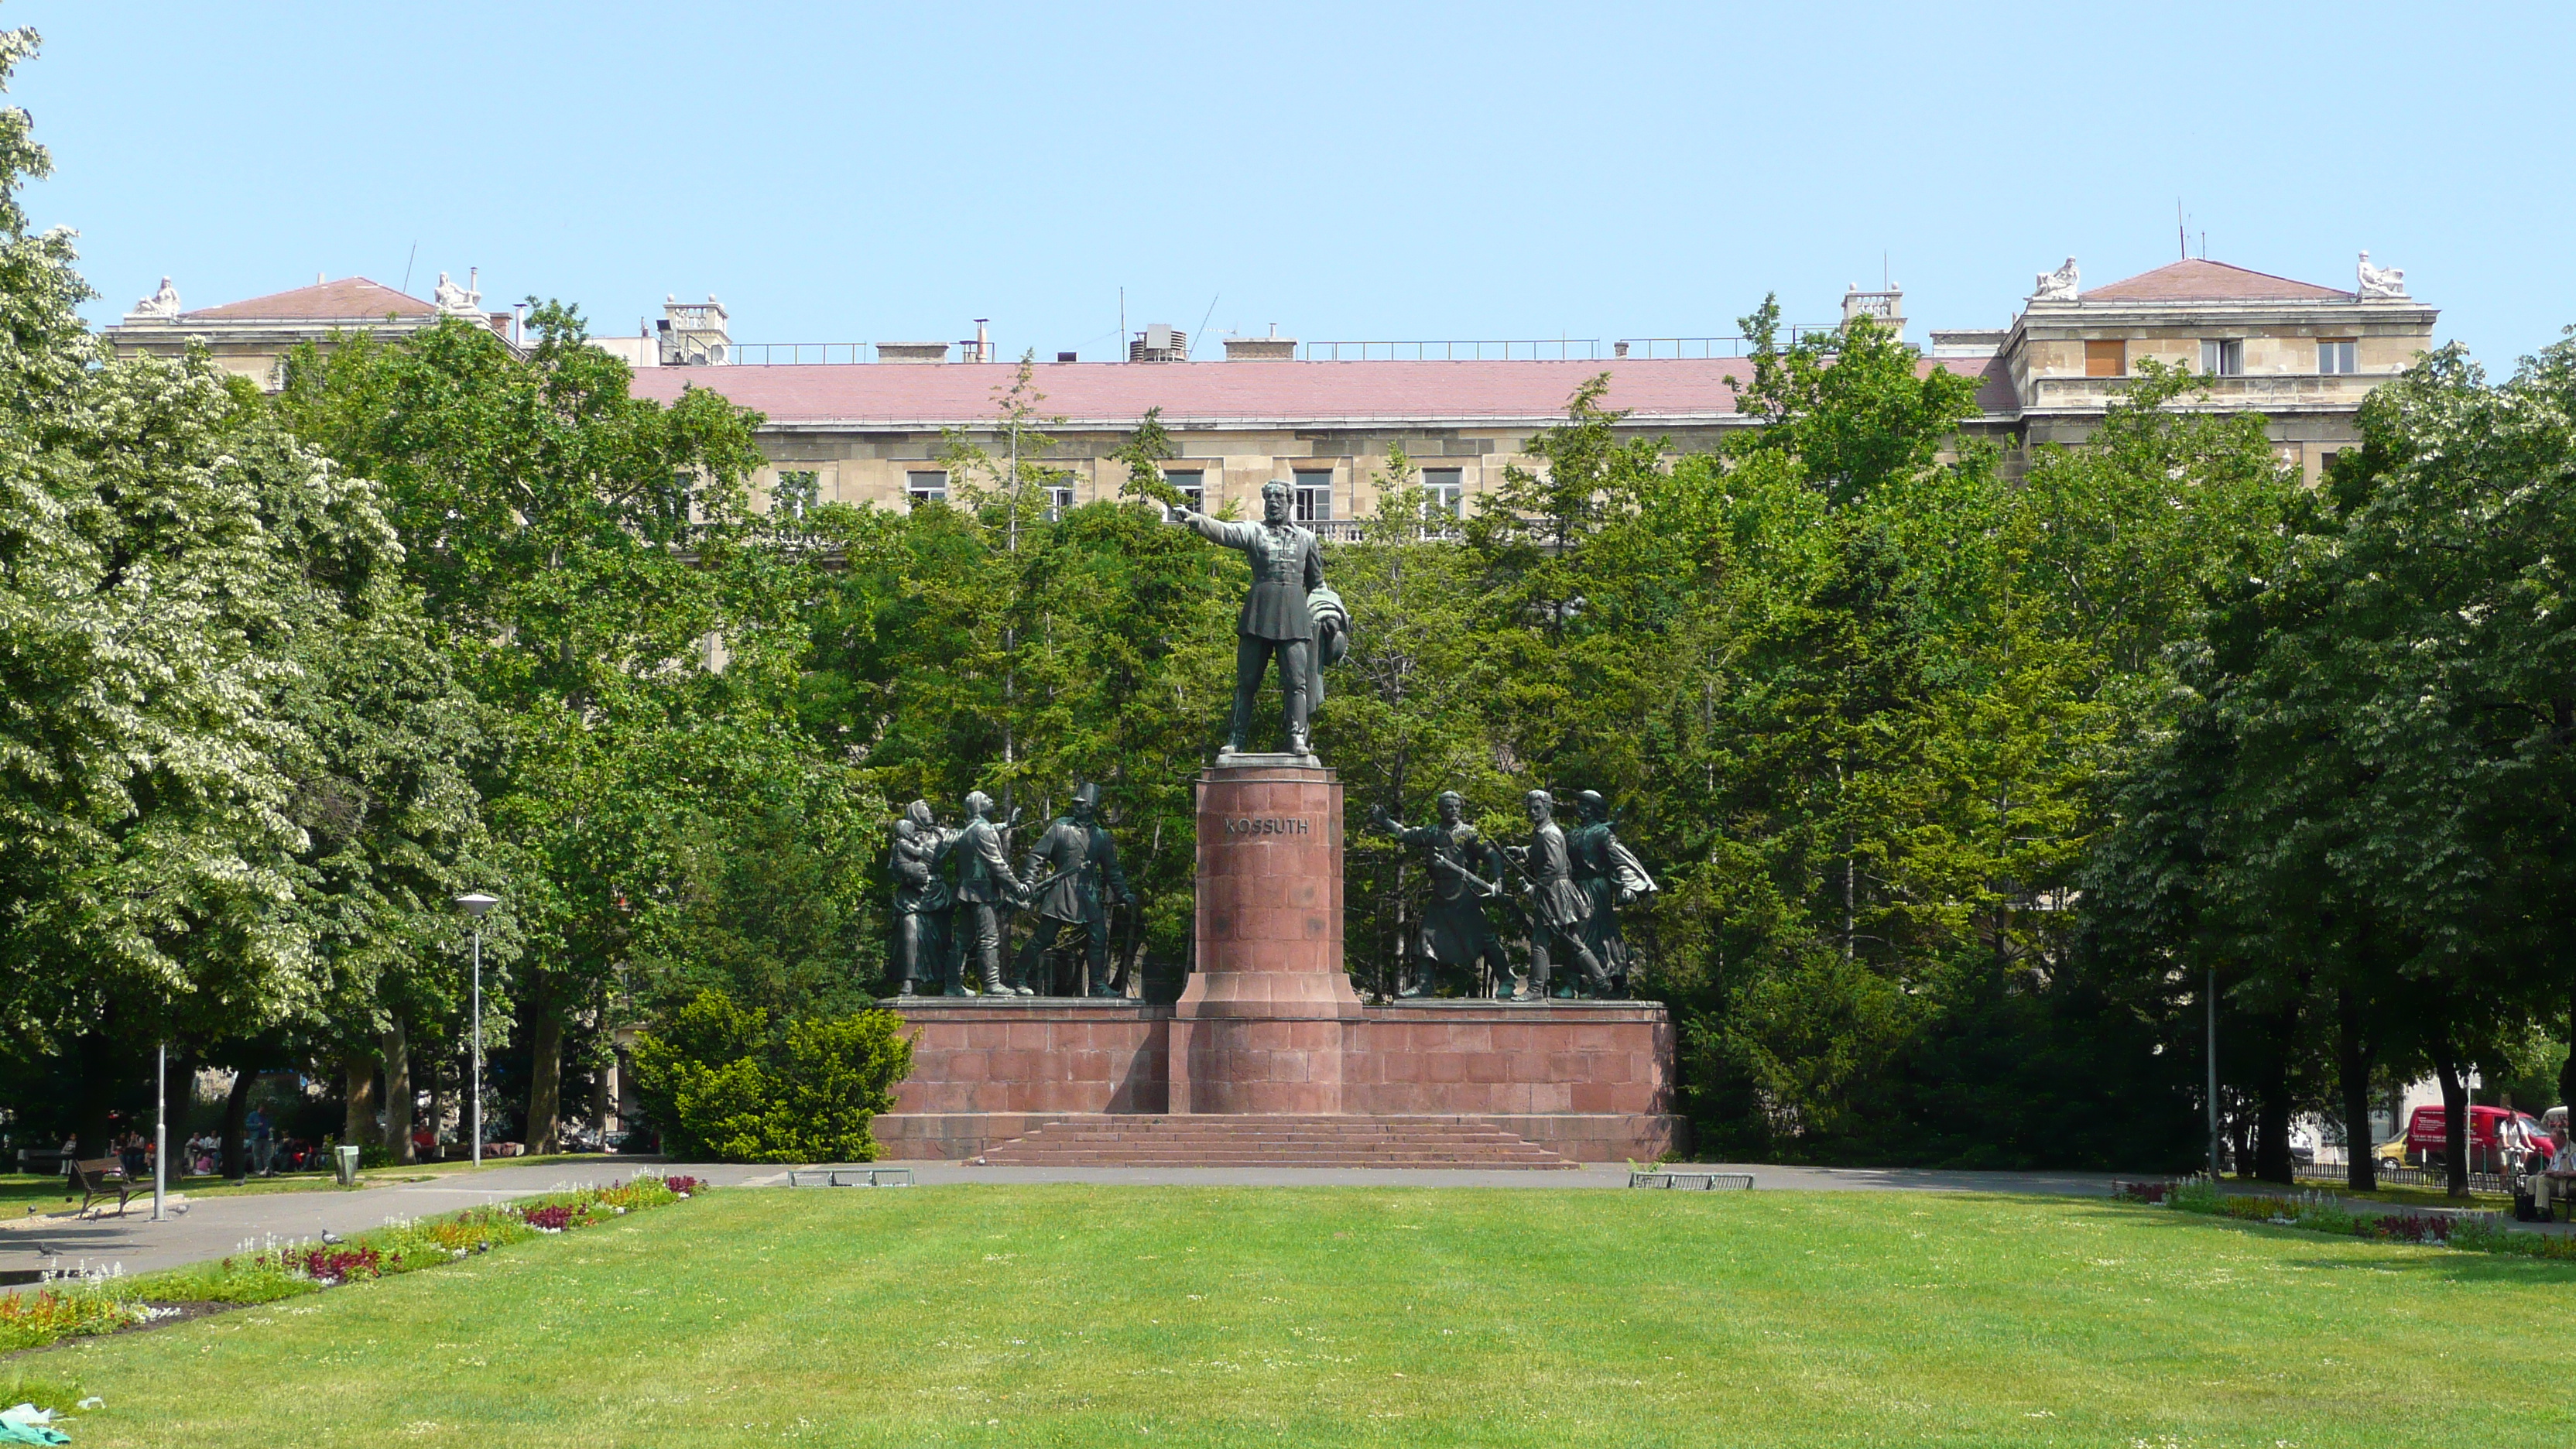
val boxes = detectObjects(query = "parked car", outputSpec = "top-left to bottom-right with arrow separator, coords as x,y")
2400,1104 -> 2551,1175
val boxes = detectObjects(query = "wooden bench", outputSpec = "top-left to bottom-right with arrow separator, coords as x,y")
1628,1170 -> 1754,1191
67,1156 -> 135,1217
787,1166 -> 914,1188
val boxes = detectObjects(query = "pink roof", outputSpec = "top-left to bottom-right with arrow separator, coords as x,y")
183,276 -> 435,321
628,355 -> 2008,428
2082,259 -> 2352,303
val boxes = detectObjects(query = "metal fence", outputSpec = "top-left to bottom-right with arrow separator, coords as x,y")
2293,1162 -> 2512,1194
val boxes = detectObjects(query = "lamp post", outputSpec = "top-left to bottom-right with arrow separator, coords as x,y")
454,892 -> 499,1168
151,1041 -> 167,1222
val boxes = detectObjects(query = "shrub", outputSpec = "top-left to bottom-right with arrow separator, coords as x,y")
631,989 -> 912,1162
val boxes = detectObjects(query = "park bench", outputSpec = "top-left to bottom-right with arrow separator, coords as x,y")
67,1156 -> 136,1217
1628,1169 -> 1754,1191
787,1166 -> 914,1188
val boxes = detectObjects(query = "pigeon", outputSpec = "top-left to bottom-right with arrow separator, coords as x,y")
32,1241 -> 61,1259
318,1229 -> 345,1245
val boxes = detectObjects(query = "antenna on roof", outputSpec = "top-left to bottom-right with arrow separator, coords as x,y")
2177,200 -> 2187,262
1191,293 -> 1219,361
401,242 -> 416,296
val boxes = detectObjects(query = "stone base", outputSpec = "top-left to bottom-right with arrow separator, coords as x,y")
874,996 -> 1684,1163
869,1110 -> 1683,1165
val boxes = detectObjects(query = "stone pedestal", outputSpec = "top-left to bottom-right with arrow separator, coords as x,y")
1168,759 -> 1363,1113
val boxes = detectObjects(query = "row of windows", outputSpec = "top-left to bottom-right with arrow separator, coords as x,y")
2081,339 -> 2362,379
882,467 -> 1470,520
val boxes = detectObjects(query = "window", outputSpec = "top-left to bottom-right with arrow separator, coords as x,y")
1293,469 -> 1334,523
906,470 -> 948,508
2200,339 -> 2244,376
1043,484 -> 1076,520
2083,340 -> 2125,378
1423,468 -> 1464,518
772,469 -> 818,519
2318,339 -> 2358,375
1163,470 -> 1204,522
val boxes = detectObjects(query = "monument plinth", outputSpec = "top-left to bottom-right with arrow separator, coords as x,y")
1169,759 -> 1362,1112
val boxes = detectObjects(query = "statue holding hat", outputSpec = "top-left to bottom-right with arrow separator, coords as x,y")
1170,481 -> 1349,761
1013,783 -> 1132,998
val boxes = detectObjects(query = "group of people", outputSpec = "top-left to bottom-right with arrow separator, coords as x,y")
890,783 -> 1132,999
1371,788 -> 1656,1001
58,1108 -> 321,1184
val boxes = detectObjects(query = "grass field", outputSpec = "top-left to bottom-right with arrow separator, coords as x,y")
21,1185 -> 2576,1447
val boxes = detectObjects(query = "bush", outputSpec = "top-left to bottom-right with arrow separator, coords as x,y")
631,990 -> 912,1163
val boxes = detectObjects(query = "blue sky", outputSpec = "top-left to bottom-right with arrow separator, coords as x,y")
17,2 -> 2572,370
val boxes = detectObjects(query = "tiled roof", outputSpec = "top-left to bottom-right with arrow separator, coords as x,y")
2081,259 -> 2352,303
182,276 -> 436,321
626,355 -> 2008,428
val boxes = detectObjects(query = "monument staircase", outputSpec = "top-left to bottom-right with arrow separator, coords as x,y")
971,1114 -> 1579,1169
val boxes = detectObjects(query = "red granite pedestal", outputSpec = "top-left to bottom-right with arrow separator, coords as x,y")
867,757 -> 1687,1164
1169,760 -> 1363,1114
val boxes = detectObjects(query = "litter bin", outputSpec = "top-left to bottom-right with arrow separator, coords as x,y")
333,1144 -> 361,1186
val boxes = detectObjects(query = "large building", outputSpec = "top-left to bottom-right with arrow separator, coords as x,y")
108,253 -> 2434,528
100,271 -> 522,387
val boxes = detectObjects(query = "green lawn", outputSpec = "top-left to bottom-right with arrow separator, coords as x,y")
26,1185 -> 2576,1447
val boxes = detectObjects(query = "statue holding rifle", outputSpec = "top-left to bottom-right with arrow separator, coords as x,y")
1169,480 -> 1351,760
1012,783 -> 1132,998
1369,791 -> 1514,999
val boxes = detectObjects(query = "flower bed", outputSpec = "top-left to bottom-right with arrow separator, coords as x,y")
3,1173 -> 709,1355
2129,1177 -> 2576,1261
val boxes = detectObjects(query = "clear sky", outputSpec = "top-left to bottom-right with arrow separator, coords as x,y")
17,2 -> 2573,371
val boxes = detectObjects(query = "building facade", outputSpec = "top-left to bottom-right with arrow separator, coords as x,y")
112,253 -> 2435,522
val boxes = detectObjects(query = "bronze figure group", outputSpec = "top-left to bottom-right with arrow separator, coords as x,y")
1372,788 -> 1656,1001
889,783 -> 1134,999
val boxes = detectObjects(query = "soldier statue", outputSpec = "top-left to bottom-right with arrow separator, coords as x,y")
1369,791 -> 1513,999
1170,481 -> 1349,759
1499,790 -> 1615,999
1012,783 -> 1132,998
950,790 -> 1029,996
1567,790 -> 1657,996
889,799 -> 963,996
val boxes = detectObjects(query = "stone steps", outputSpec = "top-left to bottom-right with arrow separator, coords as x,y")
972,1115 -> 1578,1169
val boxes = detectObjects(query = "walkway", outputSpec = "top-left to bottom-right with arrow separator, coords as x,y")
0,1160 -> 2129,1282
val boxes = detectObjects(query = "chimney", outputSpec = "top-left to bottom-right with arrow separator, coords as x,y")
875,342 -> 951,364
955,318 -> 991,364
1224,331 -> 1297,361
1839,282 -> 1905,341
659,292 -> 731,365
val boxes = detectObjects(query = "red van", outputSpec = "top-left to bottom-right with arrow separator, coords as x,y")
2403,1105 -> 2550,1175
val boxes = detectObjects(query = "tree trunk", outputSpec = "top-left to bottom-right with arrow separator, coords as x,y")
2252,1000 -> 2299,1185
342,1054 -> 379,1149
528,1009 -> 564,1155
2337,987 -> 2378,1193
424,1054 -> 446,1164
220,1067 -> 254,1181
2435,1050 -> 2470,1198
381,1016 -> 413,1166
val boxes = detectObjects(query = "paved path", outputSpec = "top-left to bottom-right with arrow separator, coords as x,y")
1,1160 -> 2136,1283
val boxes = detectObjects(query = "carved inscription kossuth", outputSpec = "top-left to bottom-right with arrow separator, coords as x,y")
1224,817 -> 1311,836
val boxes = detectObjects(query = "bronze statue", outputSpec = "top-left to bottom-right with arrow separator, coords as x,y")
1369,791 -> 1512,999
889,800 -> 962,996
1567,790 -> 1656,996
1170,481 -> 1348,759
1500,790 -> 1614,999
951,790 -> 1028,996
1012,783 -> 1132,998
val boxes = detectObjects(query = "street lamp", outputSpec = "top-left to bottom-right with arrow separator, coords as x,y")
454,892 -> 499,1167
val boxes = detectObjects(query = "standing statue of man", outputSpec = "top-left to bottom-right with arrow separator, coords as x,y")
1369,792 -> 1513,999
1012,783 -> 1132,998
890,800 -> 962,997
1170,481 -> 1348,758
950,790 -> 1028,996
1567,790 -> 1657,997
1500,790 -> 1614,1000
